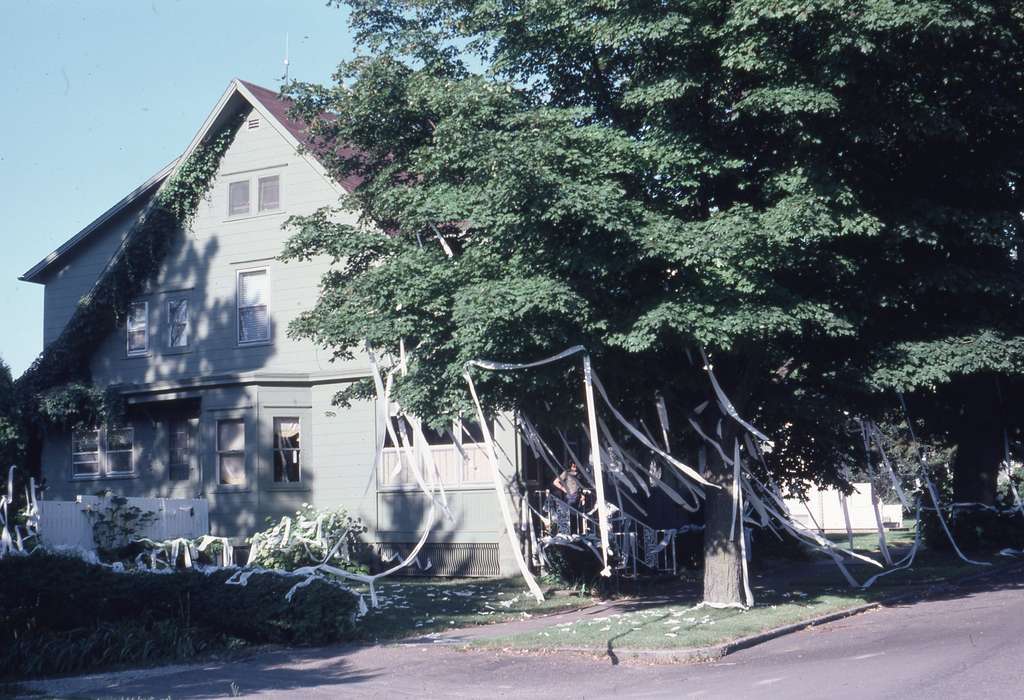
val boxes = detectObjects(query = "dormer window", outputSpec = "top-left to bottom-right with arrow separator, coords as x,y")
228,180 -> 250,216
126,301 -> 149,356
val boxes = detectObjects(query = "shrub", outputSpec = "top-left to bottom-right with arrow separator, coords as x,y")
0,552 -> 361,680
541,542 -> 605,588
247,503 -> 369,573
83,490 -> 157,554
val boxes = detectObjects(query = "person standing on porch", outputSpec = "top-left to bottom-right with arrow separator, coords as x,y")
553,462 -> 582,507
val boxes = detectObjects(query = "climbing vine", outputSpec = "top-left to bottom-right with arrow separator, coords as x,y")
15,113 -> 244,438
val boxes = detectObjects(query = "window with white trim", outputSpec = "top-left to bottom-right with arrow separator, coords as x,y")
379,418 -> 491,488
228,180 -> 250,216
71,426 -> 135,478
237,269 -> 270,344
71,428 -> 101,477
217,418 -> 246,486
167,298 -> 190,349
126,302 -> 149,356
273,417 -> 301,483
105,428 -> 135,474
258,175 -> 280,212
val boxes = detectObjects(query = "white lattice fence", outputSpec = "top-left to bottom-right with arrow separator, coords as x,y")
37,496 -> 209,549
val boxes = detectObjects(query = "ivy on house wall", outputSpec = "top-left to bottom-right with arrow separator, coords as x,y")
14,113 -> 245,444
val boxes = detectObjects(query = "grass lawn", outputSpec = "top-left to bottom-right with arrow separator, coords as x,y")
823,520 -> 917,552
469,546 -> 994,653
350,577 -> 592,642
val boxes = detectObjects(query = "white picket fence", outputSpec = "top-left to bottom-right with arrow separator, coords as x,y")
37,496 -> 209,550
784,482 -> 904,532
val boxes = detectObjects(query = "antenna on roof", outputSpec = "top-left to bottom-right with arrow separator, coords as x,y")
282,32 -> 290,82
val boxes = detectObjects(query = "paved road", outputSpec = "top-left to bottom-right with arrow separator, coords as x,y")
19,570 -> 1024,699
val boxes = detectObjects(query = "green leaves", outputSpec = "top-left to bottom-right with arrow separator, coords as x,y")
282,0 -> 1024,469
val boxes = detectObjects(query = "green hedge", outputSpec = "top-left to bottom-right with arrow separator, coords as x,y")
0,552 -> 361,679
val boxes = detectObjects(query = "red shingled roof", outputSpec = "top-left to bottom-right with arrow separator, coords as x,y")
239,80 -> 363,193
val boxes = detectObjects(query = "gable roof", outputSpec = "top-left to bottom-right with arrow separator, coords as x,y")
21,79 -> 356,284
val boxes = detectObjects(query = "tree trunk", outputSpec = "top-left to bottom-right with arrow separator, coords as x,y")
952,379 -> 1002,506
702,425 -> 744,606
953,431 -> 1002,506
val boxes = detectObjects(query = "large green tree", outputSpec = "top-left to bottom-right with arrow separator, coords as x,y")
282,0 -> 1024,604
0,358 -> 20,471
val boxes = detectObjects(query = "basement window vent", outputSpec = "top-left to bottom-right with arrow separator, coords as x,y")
247,117 -> 261,130
375,542 -> 501,577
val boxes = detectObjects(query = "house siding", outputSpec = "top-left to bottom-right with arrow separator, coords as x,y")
40,196 -> 152,348
89,105 -> 366,387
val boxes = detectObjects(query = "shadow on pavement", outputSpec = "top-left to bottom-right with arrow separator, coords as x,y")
33,644 -> 381,700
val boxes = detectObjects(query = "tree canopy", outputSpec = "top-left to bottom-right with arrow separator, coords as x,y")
282,0 -> 1024,602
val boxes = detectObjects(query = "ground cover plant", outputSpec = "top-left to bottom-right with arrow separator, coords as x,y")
0,552 -> 361,680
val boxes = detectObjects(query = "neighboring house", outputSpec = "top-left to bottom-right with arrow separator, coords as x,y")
19,80 -> 526,576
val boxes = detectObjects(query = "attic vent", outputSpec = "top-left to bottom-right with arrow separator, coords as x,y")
247,117 -> 261,130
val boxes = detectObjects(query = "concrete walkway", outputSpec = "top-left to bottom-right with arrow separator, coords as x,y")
15,567 -> 1024,699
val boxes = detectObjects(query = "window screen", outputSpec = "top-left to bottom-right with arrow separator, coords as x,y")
228,180 -> 250,216
127,302 -> 148,355
258,176 -> 280,212
237,270 -> 269,343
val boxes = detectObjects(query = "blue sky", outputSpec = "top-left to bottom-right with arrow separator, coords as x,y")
0,0 -> 357,377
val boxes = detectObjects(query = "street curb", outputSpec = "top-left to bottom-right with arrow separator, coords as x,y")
518,559 -> 1024,666
543,600 -> 884,666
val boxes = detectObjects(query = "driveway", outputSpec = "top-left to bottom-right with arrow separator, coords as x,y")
16,568 -> 1024,699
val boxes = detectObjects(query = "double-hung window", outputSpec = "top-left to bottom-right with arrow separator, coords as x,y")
217,419 -> 246,486
105,428 -> 135,475
273,417 -> 301,483
168,419 -> 193,481
228,174 -> 281,217
237,269 -> 270,344
126,301 -> 149,356
258,175 -> 280,212
71,428 -> 101,477
228,180 -> 250,216
167,298 -> 190,349
71,426 -> 135,478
